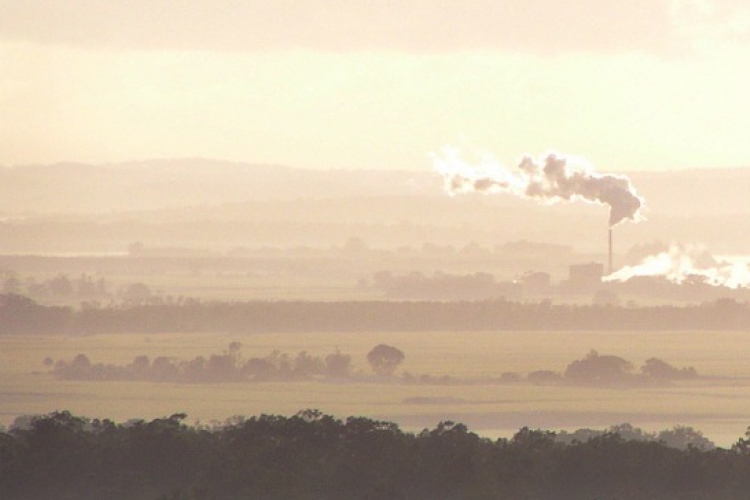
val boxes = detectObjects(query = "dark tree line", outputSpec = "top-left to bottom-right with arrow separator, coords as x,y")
558,350 -> 697,386
3,410 -> 750,499
2,293 -> 750,335
49,346 -> 693,388
48,343 -> 409,383
49,345 -> 355,383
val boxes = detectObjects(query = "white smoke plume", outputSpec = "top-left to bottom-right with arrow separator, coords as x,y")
432,147 -> 644,227
605,244 -> 750,289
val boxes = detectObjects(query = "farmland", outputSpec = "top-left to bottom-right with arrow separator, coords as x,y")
3,329 -> 750,447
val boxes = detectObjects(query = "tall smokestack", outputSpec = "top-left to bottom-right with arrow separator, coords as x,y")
608,228 -> 613,275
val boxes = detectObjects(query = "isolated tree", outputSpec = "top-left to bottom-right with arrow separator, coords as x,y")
366,344 -> 404,376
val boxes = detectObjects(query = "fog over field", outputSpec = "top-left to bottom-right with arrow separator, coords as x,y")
1,159 -> 750,253
2,159 -> 750,439
3,1 -> 750,497
3,142 -> 750,499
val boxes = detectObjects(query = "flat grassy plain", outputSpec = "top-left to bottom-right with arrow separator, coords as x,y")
3,330 -> 750,447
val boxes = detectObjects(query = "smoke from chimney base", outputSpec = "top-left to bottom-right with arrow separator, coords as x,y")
605,244 -> 750,289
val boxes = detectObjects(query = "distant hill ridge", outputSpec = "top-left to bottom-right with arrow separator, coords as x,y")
2,158 -> 749,216
0,159 -> 439,214
1,159 -> 750,254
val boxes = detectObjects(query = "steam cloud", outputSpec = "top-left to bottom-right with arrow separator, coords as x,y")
433,147 -> 644,227
605,244 -> 750,289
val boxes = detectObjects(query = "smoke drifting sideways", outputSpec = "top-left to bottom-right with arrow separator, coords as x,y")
433,147 -> 750,289
432,147 -> 644,227
606,244 -> 750,289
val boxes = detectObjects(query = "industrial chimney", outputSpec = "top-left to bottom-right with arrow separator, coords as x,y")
608,228 -> 613,275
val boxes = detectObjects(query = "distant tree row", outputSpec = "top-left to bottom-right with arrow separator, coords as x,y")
3,409 -> 750,499
494,350 -> 697,386
2,273 -> 109,299
48,345 -> 695,388
3,293 -> 750,335
369,271 -> 522,300
0,273 -> 163,306
49,343 -> 405,383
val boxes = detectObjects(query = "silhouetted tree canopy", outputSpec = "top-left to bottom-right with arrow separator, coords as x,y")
527,369 -> 563,384
565,350 -> 634,384
560,351 -> 698,386
642,357 -> 698,380
3,410 -> 750,499
324,349 -> 352,378
50,344 -> 357,383
47,345 -> 698,388
366,344 -> 405,376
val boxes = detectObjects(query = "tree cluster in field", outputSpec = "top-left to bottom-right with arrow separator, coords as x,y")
47,342 -> 695,388
520,349 -> 698,386
2,409 -> 750,500
3,293 -> 750,336
48,343 -> 405,384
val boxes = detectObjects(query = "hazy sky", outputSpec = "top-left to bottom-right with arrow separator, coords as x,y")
1,0 -> 749,171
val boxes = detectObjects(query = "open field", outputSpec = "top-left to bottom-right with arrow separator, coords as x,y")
3,330 -> 750,447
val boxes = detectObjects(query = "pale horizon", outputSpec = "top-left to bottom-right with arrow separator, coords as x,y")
7,6 -> 750,492
1,0 -> 749,171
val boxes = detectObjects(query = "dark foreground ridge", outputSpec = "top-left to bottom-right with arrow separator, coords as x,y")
2,293 -> 750,334
3,410 -> 750,499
